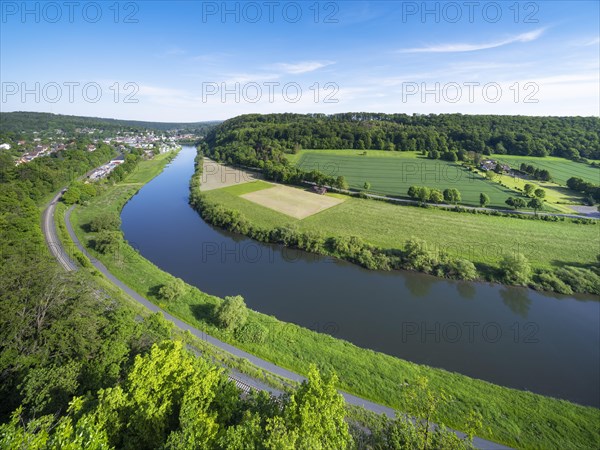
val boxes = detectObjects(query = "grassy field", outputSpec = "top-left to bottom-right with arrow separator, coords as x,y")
121,151 -> 176,183
212,179 -> 273,195
204,184 -> 598,269
490,171 -> 585,214
290,150 -> 520,208
67,157 -> 600,449
493,154 -> 600,186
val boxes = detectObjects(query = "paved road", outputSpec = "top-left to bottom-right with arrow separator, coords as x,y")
43,198 -> 511,449
42,189 -> 77,271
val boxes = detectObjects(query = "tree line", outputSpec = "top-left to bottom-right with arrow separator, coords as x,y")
0,111 -> 219,139
190,152 -> 599,296
204,113 -> 600,166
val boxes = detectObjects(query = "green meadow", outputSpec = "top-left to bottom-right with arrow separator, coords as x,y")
493,154 -> 600,186
290,150 -> 521,208
204,182 -> 598,269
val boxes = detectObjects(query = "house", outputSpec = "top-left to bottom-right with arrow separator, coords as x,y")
480,159 -> 510,173
0,143 -> 11,150
312,185 -> 327,195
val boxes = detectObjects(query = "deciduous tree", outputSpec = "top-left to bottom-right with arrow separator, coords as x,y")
215,295 -> 248,331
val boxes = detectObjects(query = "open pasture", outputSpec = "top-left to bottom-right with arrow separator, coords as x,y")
292,150 -> 518,208
494,154 -> 600,186
205,186 -> 599,268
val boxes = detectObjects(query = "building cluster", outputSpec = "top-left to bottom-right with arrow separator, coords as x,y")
15,142 -> 67,165
480,159 -> 511,173
104,131 -> 190,152
88,159 -> 125,181
10,128 -> 191,166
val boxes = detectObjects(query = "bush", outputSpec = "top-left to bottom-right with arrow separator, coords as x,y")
499,253 -> 531,285
62,187 -> 81,205
89,212 -> 121,232
158,278 -> 186,301
270,226 -> 300,246
429,189 -> 444,204
403,238 -> 438,273
297,231 -> 326,254
443,188 -> 461,204
554,266 -> 600,294
442,258 -> 478,281
532,271 -> 573,295
75,252 -> 93,269
235,322 -> 268,344
93,231 -> 121,255
216,295 -> 249,331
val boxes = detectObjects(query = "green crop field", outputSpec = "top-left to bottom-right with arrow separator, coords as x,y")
493,154 -> 600,186
204,185 -> 598,269
291,150 -> 520,208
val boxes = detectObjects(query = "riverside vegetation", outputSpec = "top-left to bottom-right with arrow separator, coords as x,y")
0,136 -> 480,449
196,114 -> 600,295
55,144 -> 599,449
194,155 -> 599,296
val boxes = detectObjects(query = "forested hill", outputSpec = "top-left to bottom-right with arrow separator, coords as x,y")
0,111 -> 221,134
205,113 -> 600,163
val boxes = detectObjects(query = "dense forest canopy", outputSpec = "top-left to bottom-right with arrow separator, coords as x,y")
205,113 -> 600,164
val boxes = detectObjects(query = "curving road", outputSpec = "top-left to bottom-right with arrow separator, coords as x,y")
42,192 -> 510,449
42,189 -> 77,271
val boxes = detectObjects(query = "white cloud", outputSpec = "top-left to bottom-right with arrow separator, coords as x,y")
222,73 -> 281,84
138,85 -> 186,97
400,28 -> 546,53
272,61 -> 335,74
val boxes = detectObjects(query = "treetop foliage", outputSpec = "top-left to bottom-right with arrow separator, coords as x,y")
204,113 -> 600,166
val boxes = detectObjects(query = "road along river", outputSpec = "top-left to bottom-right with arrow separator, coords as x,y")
121,146 -> 600,407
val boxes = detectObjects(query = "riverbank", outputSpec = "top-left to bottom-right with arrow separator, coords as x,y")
66,147 -> 599,449
51,154 -> 295,393
194,156 -> 599,296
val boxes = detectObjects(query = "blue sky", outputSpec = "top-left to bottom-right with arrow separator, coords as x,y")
1,1 -> 598,121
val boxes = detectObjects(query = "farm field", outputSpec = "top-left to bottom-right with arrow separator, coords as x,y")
200,157 -> 262,191
203,184 -> 598,269
241,183 -> 344,219
290,150 -> 521,208
493,154 -> 600,186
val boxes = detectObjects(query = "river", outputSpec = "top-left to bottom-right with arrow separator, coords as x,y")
121,146 -> 599,407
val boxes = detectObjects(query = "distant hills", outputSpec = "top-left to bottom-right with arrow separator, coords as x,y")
0,111 -> 221,134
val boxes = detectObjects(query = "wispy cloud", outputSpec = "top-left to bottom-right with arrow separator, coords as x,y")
223,73 -> 281,84
400,28 -> 546,53
155,47 -> 187,58
272,60 -> 335,74
583,37 -> 600,46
